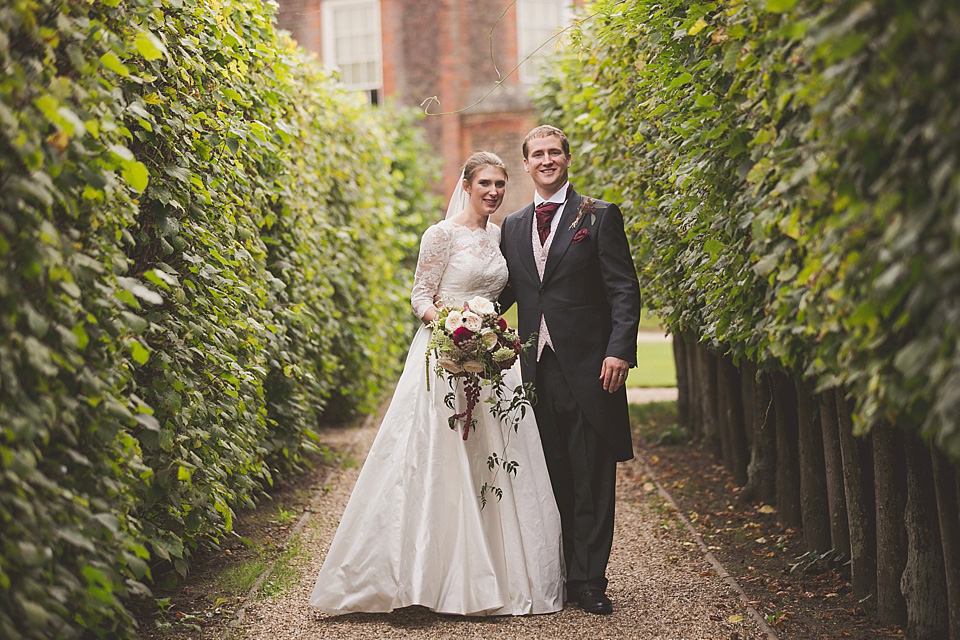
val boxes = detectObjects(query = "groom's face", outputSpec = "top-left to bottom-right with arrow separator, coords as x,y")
523,135 -> 572,198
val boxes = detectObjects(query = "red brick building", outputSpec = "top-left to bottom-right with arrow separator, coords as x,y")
274,0 -> 583,220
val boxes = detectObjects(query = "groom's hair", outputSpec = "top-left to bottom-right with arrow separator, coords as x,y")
522,125 -> 570,159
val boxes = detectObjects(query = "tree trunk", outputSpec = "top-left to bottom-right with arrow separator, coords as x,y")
717,350 -> 748,485
686,338 -> 703,440
902,436 -> 948,639
715,350 -> 734,472
772,372 -> 801,526
836,391 -> 877,601
819,389 -> 849,558
796,378 -> 831,553
873,421 -> 907,626
673,331 -> 691,434
742,370 -> 777,505
931,446 -> 960,639
740,359 -> 756,451
695,343 -> 721,459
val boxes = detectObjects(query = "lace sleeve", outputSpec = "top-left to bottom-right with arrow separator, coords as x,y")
411,224 -> 450,320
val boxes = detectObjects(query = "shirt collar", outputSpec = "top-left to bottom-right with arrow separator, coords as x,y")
533,182 -> 570,208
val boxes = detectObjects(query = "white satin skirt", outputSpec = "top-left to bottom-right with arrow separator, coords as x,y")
309,325 -> 564,616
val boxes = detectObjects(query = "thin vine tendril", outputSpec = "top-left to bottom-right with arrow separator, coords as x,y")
421,5 -> 603,117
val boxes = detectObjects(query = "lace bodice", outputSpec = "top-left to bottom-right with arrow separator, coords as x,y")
411,220 -> 508,319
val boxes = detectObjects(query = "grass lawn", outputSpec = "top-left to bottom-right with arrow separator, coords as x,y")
500,305 -> 676,388
628,340 -> 676,388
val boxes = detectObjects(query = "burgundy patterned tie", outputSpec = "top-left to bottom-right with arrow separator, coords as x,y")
535,201 -> 562,245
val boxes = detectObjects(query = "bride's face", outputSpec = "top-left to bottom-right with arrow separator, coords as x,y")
464,166 -> 507,217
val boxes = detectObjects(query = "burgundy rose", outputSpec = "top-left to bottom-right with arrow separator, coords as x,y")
572,228 -> 590,244
497,316 -> 507,331
452,326 -> 474,345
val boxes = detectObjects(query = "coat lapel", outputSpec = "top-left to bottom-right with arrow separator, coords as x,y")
542,189 -> 583,285
515,205 -> 539,283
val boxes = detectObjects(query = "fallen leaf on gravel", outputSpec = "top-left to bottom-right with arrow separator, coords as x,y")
728,614 -> 744,623
755,537 -> 767,544
758,505 -> 775,514
643,482 -> 656,492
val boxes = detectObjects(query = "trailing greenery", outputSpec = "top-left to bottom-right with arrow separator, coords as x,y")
0,0 -> 437,637
537,0 -> 960,457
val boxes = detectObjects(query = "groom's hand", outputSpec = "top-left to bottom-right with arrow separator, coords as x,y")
600,357 -> 630,393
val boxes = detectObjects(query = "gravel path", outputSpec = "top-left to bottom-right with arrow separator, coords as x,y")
626,387 -> 678,404
227,396 -> 774,640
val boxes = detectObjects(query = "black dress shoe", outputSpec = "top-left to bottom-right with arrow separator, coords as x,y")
578,588 -> 613,615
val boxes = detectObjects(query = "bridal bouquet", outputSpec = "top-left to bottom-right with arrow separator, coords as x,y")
426,296 -> 535,505
426,295 -> 528,436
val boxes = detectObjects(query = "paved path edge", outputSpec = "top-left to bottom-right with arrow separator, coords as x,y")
220,414 -> 375,639
638,456 -> 780,640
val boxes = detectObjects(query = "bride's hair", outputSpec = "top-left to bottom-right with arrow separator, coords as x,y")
462,151 -> 508,185
445,151 -> 508,220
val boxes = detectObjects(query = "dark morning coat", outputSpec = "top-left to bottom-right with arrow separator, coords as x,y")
499,186 -> 641,462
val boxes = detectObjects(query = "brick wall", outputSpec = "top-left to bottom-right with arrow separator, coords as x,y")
274,0 -> 322,55
272,0 -> 588,220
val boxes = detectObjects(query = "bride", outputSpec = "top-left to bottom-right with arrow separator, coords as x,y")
308,151 -> 564,616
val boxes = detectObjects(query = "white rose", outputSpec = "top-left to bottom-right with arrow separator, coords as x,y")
467,296 -> 495,315
462,360 -> 485,373
461,311 -> 482,332
480,328 -> 498,350
438,357 -> 463,373
444,310 -> 463,332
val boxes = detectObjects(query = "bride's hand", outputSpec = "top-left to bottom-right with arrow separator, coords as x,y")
422,296 -> 444,324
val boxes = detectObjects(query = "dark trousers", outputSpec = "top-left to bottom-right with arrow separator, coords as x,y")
534,347 -> 617,596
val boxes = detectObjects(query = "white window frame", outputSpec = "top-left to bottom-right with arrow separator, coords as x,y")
321,0 -> 383,100
516,0 -> 575,84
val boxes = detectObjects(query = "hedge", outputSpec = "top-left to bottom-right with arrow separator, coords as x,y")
535,0 -> 960,459
0,0 -> 437,637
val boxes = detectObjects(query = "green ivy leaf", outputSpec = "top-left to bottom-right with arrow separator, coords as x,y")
703,238 -> 724,258
129,340 -> 150,365
100,51 -> 130,77
134,30 -> 166,61
122,160 -> 149,192
688,18 -> 709,36
765,0 -> 798,13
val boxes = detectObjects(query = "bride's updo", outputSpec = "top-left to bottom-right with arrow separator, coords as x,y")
462,151 -> 508,184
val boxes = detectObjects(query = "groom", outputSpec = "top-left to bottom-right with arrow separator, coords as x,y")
499,125 -> 641,615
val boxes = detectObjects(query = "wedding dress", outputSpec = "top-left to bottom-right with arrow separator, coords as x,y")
309,220 -> 564,616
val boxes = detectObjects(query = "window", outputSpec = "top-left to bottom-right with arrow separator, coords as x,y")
516,0 -> 575,84
322,0 -> 382,103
